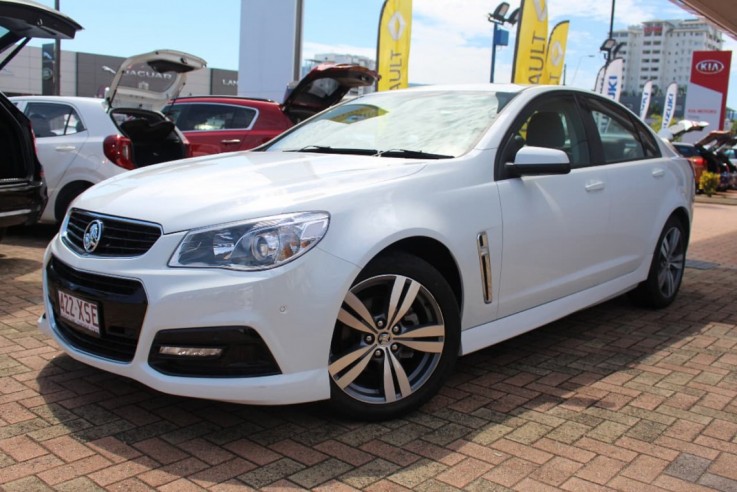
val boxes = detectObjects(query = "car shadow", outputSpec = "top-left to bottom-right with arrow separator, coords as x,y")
30,263 -> 725,487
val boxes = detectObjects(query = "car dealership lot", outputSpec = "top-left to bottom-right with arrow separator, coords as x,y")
1,201 -> 736,491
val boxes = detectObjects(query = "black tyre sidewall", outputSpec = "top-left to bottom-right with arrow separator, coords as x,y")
329,252 -> 460,421
631,215 -> 686,309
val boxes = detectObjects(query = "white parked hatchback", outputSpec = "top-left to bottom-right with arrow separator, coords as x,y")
11,49 -> 206,223
39,84 -> 694,420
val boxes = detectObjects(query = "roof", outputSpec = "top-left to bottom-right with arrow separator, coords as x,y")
672,0 -> 737,40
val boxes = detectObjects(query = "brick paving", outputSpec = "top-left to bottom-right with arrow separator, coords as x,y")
1,202 -> 736,491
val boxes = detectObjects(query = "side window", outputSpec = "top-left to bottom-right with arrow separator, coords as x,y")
170,103 -> 257,131
25,102 -> 85,137
585,97 -> 658,163
503,95 -> 590,169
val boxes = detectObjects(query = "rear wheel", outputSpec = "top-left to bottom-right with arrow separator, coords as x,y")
629,216 -> 687,308
328,253 -> 460,420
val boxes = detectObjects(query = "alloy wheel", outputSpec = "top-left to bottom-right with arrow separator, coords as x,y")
329,274 -> 446,405
657,226 -> 685,299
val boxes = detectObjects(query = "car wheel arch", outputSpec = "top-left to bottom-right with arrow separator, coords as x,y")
363,236 -> 464,316
54,180 -> 93,222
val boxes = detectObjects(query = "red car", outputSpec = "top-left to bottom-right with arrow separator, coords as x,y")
162,64 -> 378,156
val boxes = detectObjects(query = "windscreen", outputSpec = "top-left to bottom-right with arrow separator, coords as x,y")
266,90 -> 515,158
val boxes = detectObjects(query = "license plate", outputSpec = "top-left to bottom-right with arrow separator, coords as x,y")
58,290 -> 101,336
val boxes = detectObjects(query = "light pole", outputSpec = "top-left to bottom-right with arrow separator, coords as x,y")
487,2 -> 520,83
54,0 -> 61,95
570,54 -> 595,86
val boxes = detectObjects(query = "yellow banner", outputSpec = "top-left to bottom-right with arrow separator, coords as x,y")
512,0 -> 548,84
542,21 -> 569,84
376,0 -> 412,91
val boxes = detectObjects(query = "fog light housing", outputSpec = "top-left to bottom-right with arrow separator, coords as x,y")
159,346 -> 223,357
149,326 -> 281,377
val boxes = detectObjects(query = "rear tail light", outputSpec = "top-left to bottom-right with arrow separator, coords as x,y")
182,136 -> 193,158
103,135 -> 135,170
692,156 -> 705,169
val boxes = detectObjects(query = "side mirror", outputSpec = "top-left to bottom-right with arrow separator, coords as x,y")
506,146 -> 571,176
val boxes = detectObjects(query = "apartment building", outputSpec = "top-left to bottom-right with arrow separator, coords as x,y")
612,18 -> 723,96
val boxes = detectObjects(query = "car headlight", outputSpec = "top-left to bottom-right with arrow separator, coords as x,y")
169,212 -> 329,271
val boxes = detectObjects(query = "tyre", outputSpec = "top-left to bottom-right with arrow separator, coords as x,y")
328,253 -> 460,420
54,182 -> 91,223
629,215 -> 687,308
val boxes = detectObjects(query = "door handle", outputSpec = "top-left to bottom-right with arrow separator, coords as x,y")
585,180 -> 605,192
221,139 -> 241,144
652,168 -> 665,178
55,145 -> 76,152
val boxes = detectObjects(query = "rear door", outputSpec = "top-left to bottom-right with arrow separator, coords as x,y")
580,95 -> 670,275
106,50 -> 206,111
19,101 -> 89,201
0,0 -> 82,69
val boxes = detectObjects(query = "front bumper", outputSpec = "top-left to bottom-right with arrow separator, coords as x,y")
39,230 -> 359,405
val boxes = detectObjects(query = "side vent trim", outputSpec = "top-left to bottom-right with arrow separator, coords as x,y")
477,232 -> 493,304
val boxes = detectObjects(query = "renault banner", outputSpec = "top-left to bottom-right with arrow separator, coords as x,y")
682,50 -> 732,142
660,82 -> 678,132
541,21 -> 569,85
512,0 -> 548,84
376,0 -> 412,91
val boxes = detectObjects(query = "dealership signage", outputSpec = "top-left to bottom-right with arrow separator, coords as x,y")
682,50 -> 732,142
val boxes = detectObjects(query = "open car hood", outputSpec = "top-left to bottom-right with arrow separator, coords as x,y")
695,130 -> 736,149
281,63 -> 378,123
107,49 -> 207,110
0,0 -> 81,69
658,119 -> 709,141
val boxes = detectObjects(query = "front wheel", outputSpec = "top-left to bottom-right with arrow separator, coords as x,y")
328,253 -> 460,420
629,215 -> 687,308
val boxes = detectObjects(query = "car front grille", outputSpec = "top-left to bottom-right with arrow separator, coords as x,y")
62,209 -> 162,257
47,256 -> 147,362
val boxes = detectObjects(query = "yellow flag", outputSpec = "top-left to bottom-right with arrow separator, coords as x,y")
512,0 -> 548,84
376,0 -> 412,91
542,21 -> 569,84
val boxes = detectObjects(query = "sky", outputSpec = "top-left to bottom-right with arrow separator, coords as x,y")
27,0 -> 737,109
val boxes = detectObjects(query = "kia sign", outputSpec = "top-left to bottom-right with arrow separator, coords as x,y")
695,59 -> 725,75
682,51 -> 732,143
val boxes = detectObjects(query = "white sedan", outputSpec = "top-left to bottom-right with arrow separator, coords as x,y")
39,84 -> 693,420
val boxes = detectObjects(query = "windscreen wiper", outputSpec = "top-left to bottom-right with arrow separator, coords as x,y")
375,149 -> 453,159
287,145 -> 377,156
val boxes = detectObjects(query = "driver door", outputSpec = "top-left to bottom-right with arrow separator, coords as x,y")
496,94 -> 614,318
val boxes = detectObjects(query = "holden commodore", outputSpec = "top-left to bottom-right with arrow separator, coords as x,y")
38,85 -> 694,420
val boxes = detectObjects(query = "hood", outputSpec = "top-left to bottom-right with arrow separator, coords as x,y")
657,119 -> 708,141
107,49 -> 207,110
0,0 -> 81,69
282,63 -> 378,123
695,130 -> 736,149
74,151 -> 425,233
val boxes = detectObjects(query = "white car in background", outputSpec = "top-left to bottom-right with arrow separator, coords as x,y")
11,49 -> 206,223
39,84 -> 693,420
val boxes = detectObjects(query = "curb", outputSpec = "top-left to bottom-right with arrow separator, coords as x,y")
694,191 -> 737,206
